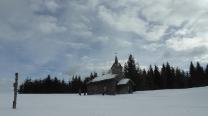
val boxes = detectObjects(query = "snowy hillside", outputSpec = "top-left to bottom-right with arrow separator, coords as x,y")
1,87 -> 208,116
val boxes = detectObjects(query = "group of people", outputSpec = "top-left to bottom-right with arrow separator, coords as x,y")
78,86 -> 107,96
78,87 -> 87,96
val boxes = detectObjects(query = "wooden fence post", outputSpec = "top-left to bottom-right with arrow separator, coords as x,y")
13,72 -> 18,109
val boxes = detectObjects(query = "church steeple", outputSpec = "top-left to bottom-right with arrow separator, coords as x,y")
115,56 -> 118,65
111,56 -> 123,74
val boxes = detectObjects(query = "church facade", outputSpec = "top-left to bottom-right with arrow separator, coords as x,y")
87,56 -> 134,95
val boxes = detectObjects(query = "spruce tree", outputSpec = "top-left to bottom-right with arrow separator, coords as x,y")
154,65 -> 161,89
140,69 -> 147,90
206,64 -> 208,76
175,68 -> 182,88
124,54 -> 138,90
147,65 -> 154,90
205,64 -> 208,85
166,62 -> 173,88
161,63 -> 167,89
196,62 -> 205,86
189,61 -> 196,87
136,66 -> 142,90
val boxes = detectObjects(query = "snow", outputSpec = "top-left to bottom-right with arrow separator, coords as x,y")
1,87 -> 208,116
117,78 -> 130,85
90,73 -> 117,82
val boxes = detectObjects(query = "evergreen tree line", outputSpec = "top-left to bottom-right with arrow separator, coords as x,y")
19,54 -> 208,93
124,54 -> 208,91
18,73 -> 97,93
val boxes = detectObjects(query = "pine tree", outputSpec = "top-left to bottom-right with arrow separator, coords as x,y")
140,69 -> 147,90
165,62 -> 173,88
147,65 -> 155,90
189,61 -> 196,87
124,54 -> 138,81
196,62 -> 205,86
206,65 -> 208,76
161,63 -> 167,89
175,68 -> 183,88
205,64 -> 208,85
136,66 -> 142,90
124,54 -> 138,90
93,72 -> 98,78
154,65 -> 161,89
90,73 -> 93,79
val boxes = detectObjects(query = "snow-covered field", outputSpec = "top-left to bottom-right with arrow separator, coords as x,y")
1,87 -> 208,116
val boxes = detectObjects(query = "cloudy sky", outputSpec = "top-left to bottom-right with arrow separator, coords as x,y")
1,0 -> 208,91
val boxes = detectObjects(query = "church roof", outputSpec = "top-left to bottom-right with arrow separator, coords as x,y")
90,73 -> 117,83
117,78 -> 131,85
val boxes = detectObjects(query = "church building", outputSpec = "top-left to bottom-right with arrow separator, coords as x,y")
87,56 -> 134,95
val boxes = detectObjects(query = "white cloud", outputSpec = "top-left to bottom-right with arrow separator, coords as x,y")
36,15 -> 67,34
98,5 -> 146,37
96,0 -> 208,42
45,0 -> 59,13
194,54 -> 208,63
30,0 -> 60,13
142,43 -> 163,51
145,25 -> 168,41
166,37 -> 208,51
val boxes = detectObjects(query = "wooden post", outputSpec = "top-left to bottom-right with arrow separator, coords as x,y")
13,72 -> 18,109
